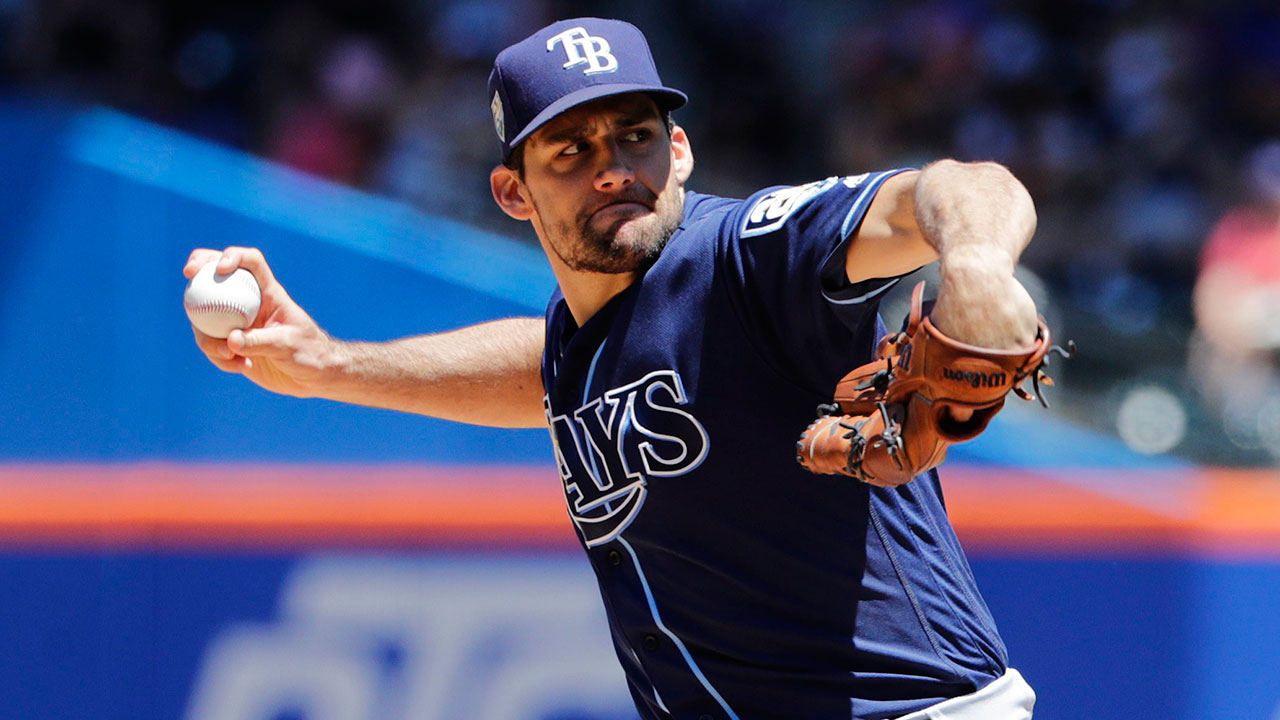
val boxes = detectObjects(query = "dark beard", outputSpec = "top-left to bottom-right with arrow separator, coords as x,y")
572,214 -> 674,273
547,189 -> 683,274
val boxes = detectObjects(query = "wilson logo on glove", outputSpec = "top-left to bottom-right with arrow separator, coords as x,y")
795,281 -> 1074,487
941,368 -> 1007,388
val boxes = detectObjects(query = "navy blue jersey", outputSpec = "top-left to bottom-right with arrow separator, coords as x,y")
541,171 -> 1008,720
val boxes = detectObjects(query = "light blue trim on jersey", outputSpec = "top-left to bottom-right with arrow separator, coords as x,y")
823,169 -> 912,306
617,537 -> 742,720
838,169 -> 903,239
582,340 -> 608,411
654,686 -> 671,715
824,276 -> 902,306
583,340 -> 609,502
629,647 -> 673,716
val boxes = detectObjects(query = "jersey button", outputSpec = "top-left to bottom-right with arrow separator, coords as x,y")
642,634 -> 660,651
607,549 -> 622,567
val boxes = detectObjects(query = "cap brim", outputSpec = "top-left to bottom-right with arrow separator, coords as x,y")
507,84 -> 688,157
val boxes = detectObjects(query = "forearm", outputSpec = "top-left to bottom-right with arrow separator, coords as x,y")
913,160 -> 1039,349
316,317 -> 547,428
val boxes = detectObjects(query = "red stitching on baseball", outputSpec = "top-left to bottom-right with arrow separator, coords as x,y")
184,301 -> 252,322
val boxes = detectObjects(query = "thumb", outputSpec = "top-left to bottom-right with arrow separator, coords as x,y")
228,326 -> 294,357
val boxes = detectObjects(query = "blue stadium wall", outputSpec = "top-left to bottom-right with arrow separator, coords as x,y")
1,97 -> 1278,720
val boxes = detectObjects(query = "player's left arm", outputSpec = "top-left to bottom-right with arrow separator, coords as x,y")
846,159 -> 1038,349
842,169 -> 936,283
799,161 -> 1063,484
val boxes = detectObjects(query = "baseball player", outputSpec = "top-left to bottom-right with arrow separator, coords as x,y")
186,18 -> 1059,720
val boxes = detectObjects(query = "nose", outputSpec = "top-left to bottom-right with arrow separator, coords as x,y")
593,143 -> 634,192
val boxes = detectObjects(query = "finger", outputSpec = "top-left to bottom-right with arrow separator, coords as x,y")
227,325 -> 295,357
193,327 -> 235,361
216,246 -> 279,292
184,248 -> 223,278
208,352 -> 250,374
192,328 -> 248,374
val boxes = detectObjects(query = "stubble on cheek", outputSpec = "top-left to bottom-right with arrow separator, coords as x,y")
532,177 -> 684,274
587,196 -> 681,271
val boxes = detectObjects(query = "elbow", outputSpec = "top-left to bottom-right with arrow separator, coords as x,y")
921,159 -> 1037,238
983,161 -> 1037,239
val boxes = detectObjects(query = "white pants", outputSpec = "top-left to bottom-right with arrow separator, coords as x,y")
893,669 -> 1036,720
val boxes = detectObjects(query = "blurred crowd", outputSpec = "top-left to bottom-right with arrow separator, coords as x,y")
2,0 -> 1279,464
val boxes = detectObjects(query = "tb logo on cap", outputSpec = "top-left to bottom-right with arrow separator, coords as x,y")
547,27 -> 618,75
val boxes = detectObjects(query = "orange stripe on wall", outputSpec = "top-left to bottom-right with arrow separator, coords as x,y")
0,463 -> 575,550
942,467 -> 1280,556
0,463 -> 1278,555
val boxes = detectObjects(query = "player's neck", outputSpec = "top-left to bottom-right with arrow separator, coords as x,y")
557,270 -> 643,326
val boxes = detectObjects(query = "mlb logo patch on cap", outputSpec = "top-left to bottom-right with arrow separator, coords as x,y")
488,18 -> 687,162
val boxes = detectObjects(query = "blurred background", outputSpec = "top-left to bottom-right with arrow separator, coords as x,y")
0,1 -> 1278,719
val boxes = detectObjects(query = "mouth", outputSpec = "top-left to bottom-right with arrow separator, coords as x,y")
587,196 -> 655,222
596,201 -> 650,216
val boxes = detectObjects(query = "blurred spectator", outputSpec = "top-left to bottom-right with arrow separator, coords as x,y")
374,0 -> 546,232
265,34 -> 400,184
1190,141 -> 1280,460
6,0 -> 164,110
3,0 -> 1280,460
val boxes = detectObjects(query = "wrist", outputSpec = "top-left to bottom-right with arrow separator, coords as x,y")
290,333 -> 355,399
318,335 -> 358,379
938,245 -> 1017,282
932,269 -> 1038,350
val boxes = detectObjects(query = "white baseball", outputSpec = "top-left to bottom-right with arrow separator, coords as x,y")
184,262 -> 262,339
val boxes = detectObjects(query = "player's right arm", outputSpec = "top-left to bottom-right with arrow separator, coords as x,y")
183,247 -> 547,429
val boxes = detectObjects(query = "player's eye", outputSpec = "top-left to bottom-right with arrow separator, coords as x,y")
622,129 -> 651,143
559,142 -> 588,157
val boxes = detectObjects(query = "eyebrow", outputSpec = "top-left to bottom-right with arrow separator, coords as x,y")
537,112 -> 657,147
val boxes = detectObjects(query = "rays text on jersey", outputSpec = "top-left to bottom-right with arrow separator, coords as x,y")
545,370 -> 710,546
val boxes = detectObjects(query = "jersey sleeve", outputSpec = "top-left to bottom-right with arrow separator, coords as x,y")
717,169 -> 918,392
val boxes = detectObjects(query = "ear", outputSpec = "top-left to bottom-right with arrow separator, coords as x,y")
490,165 -> 534,220
670,125 -> 694,185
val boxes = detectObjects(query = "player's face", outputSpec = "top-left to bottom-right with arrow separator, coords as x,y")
512,95 -> 689,274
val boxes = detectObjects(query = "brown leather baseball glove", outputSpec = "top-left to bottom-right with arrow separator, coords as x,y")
797,281 -> 1072,487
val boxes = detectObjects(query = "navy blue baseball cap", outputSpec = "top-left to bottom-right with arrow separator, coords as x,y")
488,18 -> 687,163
